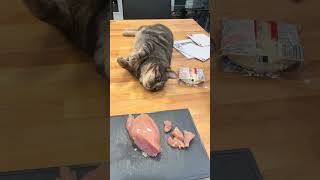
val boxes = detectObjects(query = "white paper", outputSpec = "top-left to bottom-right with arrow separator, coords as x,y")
180,43 -> 210,61
174,39 -> 195,59
188,34 -> 210,47
174,39 -> 210,61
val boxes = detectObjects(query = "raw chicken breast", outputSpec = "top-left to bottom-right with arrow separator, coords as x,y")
172,127 -> 184,141
163,120 -> 172,133
126,114 -> 161,157
183,130 -> 195,147
126,114 -> 135,130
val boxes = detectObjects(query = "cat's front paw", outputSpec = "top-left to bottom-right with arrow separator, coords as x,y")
117,56 -> 129,68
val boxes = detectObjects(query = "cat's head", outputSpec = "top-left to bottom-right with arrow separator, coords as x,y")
139,63 -> 177,91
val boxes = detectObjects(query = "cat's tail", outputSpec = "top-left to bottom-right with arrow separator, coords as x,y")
122,26 -> 146,37
122,29 -> 139,37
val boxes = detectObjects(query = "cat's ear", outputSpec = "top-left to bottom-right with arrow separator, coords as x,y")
166,68 -> 178,79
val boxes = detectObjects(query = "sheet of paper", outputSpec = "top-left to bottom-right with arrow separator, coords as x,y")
180,43 -> 210,61
188,34 -> 210,47
174,39 -> 195,59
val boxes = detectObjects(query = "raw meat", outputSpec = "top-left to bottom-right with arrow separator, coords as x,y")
174,137 -> 185,149
167,136 -> 178,148
167,136 -> 185,149
163,120 -> 172,133
126,114 -> 135,130
172,127 -> 184,141
126,114 -> 161,157
183,130 -> 195,147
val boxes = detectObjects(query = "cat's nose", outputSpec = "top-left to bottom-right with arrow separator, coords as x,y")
150,82 -> 164,91
144,84 -> 152,90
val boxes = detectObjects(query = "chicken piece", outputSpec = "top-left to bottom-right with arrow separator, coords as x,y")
172,127 -> 184,141
167,136 -> 178,148
126,114 -> 161,157
183,130 -> 195,147
167,136 -> 185,149
173,137 -> 185,149
163,120 -> 172,133
126,114 -> 135,130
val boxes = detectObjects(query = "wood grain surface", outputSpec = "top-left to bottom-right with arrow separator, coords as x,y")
0,0 -> 107,172
110,19 -> 211,156
212,0 -> 320,179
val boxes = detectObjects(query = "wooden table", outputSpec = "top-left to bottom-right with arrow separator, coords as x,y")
110,19 -> 211,156
0,0 -> 107,172
212,0 -> 320,179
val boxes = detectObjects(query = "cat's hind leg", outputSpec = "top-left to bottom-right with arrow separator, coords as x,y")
125,42 -> 154,64
117,42 -> 154,72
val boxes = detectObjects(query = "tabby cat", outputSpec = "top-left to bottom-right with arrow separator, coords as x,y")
23,0 -> 109,78
117,24 -> 177,91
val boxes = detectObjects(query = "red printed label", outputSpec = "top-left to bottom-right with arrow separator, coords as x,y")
269,21 -> 278,41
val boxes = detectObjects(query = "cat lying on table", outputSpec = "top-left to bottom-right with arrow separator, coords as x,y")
117,24 -> 177,91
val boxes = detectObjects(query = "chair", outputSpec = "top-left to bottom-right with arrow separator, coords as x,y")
122,0 -> 172,19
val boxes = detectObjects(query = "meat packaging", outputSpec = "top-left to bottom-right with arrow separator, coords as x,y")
221,18 -> 304,74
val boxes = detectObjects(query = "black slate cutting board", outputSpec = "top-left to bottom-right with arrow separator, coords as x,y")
110,109 -> 210,180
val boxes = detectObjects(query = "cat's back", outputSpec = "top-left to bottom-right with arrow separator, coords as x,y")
139,24 -> 173,44
134,24 -> 174,63
145,24 -> 172,35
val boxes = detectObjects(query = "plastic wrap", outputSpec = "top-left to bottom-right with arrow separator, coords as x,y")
219,17 -> 304,79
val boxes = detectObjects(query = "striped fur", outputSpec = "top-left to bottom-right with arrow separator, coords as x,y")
117,24 -> 176,91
